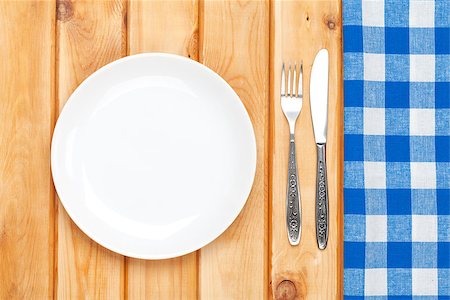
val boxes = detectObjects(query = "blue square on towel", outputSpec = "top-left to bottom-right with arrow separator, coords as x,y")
343,0 -> 362,25
438,216 -> 450,241
438,269 -> 450,296
344,26 -> 364,53
364,135 -> 386,162
345,107 -> 364,135
436,55 -> 450,82
345,53 -> 364,80
345,161 -> 365,189
436,28 -> 450,54
385,109 -> 410,135
436,109 -> 450,135
386,82 -> 410,108
345,189 -> 365,214
345,215 -> 366,242
438,242 -> 450,268
410,28 -> 435,55
387,242 -> 412,268
364,81 -> 385,108
436,136 -> 450,162
386,55 -> 410,82
410,136 -> 435,162
345,242 -> 366,268
436,0 -> 450,27
363,27 -> 385,54
410,82 -> 435,109
345,80 -> 364,107
386,136 -> 410,162
413,242 -> 438,268
346,134 -> 364,161
386,188 -> 411,215
435,82 -> 450,108
386,28 -> 410,54
412,189 -> 437,215
365,189 -> 387,215
436,163 -> 450,189
388,215 -> 412,242
366,242 -> 387,268
387,268 -> 412,296
385,0 -> 409,27
344,269 -> 364,296
386,162 -> 411,189
437,189 -> 450,215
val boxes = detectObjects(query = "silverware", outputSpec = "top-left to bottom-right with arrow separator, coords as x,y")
281,63 -> 302,245
310,49 -> 329,250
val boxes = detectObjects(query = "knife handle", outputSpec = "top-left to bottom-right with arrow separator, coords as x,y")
316,143 -> 328,250
286,134 -> 301,245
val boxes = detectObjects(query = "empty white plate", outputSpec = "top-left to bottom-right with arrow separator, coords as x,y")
51,53 -> 256,259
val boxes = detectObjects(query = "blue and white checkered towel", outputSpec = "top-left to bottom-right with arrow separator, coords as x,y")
343,0 -> 449,298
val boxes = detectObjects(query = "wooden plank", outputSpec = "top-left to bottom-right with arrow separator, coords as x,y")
126,1 -> 198,299
0,1 -> 55,298
56,0 -> 126,298
270,0 -> 343,299
127,0 -> 198,59
126,254 -> 197,299
199,1 -> 269,298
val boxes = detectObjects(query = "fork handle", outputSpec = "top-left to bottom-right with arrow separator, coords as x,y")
286,134 -> 301,245
316,143 -> 328,250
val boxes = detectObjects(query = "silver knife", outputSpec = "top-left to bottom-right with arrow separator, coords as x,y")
310,49 -> 329,250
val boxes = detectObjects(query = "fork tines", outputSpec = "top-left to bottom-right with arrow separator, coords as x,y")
281,63 -> 303,98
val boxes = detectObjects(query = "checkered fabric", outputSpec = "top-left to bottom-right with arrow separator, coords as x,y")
343,0 -> 450,298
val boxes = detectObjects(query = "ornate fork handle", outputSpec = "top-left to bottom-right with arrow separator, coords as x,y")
286,133 -> 301,245
316,143 -> 328,250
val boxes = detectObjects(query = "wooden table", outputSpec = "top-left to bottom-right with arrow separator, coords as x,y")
0,0 -> 342,298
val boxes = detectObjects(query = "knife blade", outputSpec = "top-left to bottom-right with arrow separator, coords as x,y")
310,48 -> 329,250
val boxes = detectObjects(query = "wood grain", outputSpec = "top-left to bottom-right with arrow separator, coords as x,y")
126,1 -> 198,299
0,1 -> 55,298
127,0 -> 198,58
199,0 -> 270,298
270,1 -> 343,299
56,0 -> 126,298
0,1 -> 346,298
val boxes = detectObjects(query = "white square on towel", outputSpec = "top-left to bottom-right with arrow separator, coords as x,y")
411,162 -> 436,189
365,269 -> 387,296
411,55 -> 435,82
363,0 -> 385,27
364,162 -> 386,188
410,1 -> 435,28
412,215 -> 437,242
410,108 -> 435,136
366,215 -> 387,242
412,269 -> 438,295
364,54 -> 385,81
364,108 -> 385,135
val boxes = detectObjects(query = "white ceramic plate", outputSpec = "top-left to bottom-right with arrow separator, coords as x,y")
51,53 -> 256,259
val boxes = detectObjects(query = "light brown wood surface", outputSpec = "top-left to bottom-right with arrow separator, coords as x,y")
0,1 -> 55,298
0,0 -> 342,298
56,0 -> 126,298
199,0 -> 269,299
271,1 -> 343,299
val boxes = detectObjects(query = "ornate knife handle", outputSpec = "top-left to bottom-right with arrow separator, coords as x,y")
286,134 -> 301,245
316,143 -> 328,250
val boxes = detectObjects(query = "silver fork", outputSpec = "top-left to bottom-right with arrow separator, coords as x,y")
281,63 -> 303,245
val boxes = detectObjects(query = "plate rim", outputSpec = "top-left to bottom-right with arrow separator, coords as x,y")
51,52 -> 257,259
